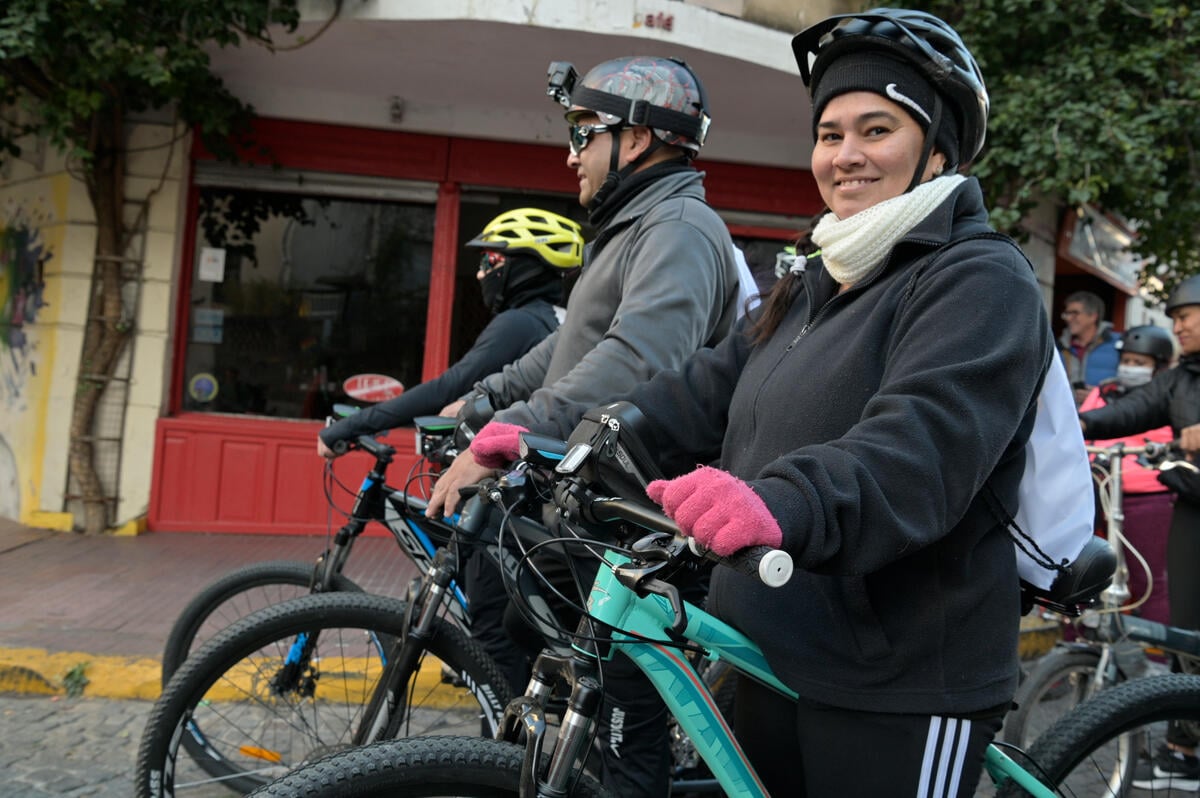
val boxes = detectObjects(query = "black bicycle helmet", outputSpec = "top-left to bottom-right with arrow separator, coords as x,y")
1165,275 -> 1200,315
1115,325 -> 1174,364
792,8 -> 989,167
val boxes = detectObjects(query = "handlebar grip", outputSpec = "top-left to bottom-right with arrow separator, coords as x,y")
331,439 -> 350,455
689,540 -> 793,587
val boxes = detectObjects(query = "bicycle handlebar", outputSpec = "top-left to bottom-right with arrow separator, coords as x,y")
1084,440 -> 1178,458
329,434 -> 396,459
508,429 -> 793,588
585,495 -> 793,588
1086,439 -> 1198,474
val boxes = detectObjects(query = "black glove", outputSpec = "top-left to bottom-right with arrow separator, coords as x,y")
1158,465 -> 1200,505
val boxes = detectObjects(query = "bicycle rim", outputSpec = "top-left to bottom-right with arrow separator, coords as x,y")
1004,648 -> 1106,750
140,592 -> 511,797
161,560 -> 362,684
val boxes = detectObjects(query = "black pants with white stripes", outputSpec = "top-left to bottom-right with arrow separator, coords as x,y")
734,675 -> 1005,797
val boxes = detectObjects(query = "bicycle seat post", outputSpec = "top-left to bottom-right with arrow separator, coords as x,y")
1098,446 -> 1132,610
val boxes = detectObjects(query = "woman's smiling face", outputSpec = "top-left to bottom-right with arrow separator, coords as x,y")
812,91 -> 945,219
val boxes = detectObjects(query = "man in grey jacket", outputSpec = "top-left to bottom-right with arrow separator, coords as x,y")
430,56 -> 742,798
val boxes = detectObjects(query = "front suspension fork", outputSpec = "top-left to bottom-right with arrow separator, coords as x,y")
501,651 -> 604,798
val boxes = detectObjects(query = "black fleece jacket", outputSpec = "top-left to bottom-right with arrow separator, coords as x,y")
534,178 -> 1053,715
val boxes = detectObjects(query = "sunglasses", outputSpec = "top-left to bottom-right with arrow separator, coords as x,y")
568,123 -> 616,156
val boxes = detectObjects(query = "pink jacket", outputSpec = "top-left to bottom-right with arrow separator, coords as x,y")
1080,387 -> 1172,494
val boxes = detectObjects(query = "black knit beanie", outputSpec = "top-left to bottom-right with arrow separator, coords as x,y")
811,50 -> 961,169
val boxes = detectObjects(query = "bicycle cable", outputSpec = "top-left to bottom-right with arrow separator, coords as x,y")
495,499 -> 707,656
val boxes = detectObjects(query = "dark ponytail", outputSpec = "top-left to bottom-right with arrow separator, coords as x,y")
748,272 -> 803,343
748,226 -> 820,343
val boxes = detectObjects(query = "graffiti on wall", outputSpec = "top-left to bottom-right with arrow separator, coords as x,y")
0,201 -> 51,410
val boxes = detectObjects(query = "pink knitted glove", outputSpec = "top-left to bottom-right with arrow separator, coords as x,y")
469,421 -> 529,469
646,465 -> 782,557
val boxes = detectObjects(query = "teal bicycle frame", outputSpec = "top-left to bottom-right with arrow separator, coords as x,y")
515,544 -> 1055,797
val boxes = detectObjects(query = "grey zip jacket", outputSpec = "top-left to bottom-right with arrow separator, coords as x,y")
474,169 -> 741,428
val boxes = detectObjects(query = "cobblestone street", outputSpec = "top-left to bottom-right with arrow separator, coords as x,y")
1,693 -> 149,797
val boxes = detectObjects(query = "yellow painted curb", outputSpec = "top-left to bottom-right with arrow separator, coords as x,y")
22,511 -> 75,532
0,647 -> 455,703
113,516 -> 148,537
0,648 -> 162,699
0,663 -> 60,695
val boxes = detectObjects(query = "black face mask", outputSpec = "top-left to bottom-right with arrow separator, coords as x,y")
479,266 -> 506,313
477,252 -> 507,314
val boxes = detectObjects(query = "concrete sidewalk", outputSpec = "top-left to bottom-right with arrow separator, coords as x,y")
0,517 -> 418,699
0,516 -> 1063,700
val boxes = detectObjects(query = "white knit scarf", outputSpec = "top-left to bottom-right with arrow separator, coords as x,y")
811,174 -> 966,286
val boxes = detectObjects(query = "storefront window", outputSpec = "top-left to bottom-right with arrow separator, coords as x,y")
182,188 -> 435,419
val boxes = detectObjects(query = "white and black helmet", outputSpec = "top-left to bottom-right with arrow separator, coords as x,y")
792,8 -> 989,168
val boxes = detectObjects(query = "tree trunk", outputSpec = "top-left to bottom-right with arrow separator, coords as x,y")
67,103 -> 132,534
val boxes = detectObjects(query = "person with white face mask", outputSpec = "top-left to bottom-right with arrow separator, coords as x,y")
1078,324 -> 1174,626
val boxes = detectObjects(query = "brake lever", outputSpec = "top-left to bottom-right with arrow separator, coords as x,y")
641,578 -> 687,634
1161,459 -> 1200,474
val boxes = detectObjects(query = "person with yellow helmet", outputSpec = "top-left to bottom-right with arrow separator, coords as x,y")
317,207 -> 582,456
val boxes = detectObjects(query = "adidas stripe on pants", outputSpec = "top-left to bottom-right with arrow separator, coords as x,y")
734,676 -> 1005,797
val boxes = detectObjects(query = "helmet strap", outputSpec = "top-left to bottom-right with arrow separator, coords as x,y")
907,94 -> 944,193
588,126 -> 629,212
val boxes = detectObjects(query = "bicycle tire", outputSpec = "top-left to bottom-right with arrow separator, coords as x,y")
1002,646 -> 1105,749
996,673 -> 1200,797
161,559 -> 363,684
136,592 -> 513,798
245,736 -> 614,797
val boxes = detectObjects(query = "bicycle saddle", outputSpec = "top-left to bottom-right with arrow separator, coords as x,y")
1022,535 -> 1117,616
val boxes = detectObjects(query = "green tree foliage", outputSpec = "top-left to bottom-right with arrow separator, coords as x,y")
0,0 -> 306,532
0,0 -> 304,160
911,0 -> 1199,294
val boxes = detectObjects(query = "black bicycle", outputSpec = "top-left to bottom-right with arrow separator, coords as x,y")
137,416 -> 730,796
159,414 -> 470,684
1003,440 -> 1200,752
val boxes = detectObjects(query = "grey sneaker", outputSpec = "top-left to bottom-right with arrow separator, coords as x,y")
1132,744 -> 1200,791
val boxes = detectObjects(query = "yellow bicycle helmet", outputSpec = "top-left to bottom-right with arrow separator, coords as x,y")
465,208 -> 584,271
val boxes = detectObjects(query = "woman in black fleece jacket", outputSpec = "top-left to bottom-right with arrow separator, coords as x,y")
442,10 -> 1055,797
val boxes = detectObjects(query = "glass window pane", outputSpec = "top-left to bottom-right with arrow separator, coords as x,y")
182,188 -> 434,420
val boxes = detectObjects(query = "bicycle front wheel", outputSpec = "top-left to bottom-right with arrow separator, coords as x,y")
136,592 -> 512,798
1003,646 -> 1106,749
246,736 -> 614,797
161,559 -> 363,684
997,673 -> 1200,797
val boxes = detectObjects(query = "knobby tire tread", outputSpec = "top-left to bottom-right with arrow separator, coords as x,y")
996,673 -> 1200,797
245,736 -> 613,797
136,592 -> 512,798
1002,646 -> 1103,747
